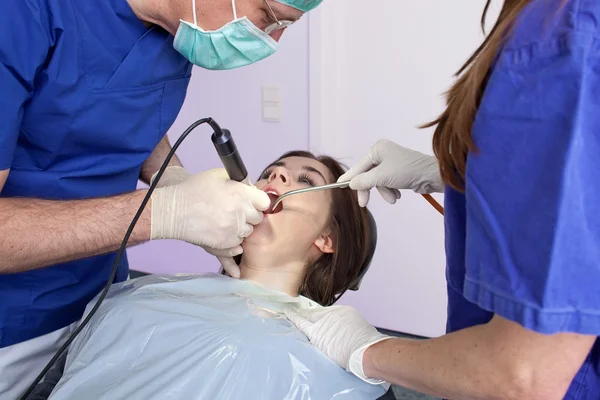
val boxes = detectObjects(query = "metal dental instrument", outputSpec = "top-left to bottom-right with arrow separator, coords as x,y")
269,183 -> 444,215
268,181 -> 350,212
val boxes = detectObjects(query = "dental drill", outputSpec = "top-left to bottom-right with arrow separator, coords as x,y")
211,127 -> 251,186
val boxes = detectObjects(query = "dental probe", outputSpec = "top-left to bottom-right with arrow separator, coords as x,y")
268,181 -> 350,212
268,182 -> 444,216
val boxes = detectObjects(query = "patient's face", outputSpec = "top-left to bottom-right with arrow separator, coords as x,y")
244,156 -> 335,261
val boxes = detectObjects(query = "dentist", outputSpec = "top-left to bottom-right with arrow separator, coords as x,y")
0,0 -> 322,398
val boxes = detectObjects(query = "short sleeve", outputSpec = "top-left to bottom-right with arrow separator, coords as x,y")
463,33 -> 600,335
0,0 -> 51,170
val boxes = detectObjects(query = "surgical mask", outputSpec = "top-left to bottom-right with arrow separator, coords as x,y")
174,0 -> 281,70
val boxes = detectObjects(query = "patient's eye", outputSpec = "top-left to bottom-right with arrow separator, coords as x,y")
298,173 -> 316,187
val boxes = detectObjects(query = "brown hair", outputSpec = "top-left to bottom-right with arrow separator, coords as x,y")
232,150 -> 371,306
423,0 -> 564,191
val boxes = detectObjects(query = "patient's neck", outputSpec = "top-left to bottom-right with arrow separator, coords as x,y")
239,252 -> 306,297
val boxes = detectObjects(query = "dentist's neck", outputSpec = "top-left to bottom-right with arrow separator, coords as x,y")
239,258 -> 306,297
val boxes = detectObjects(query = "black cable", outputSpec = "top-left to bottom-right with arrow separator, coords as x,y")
19,117 -> 223,400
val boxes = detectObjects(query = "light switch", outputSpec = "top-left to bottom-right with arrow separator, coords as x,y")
262,86 -> 280,102
262,85 -> 281,122
263,103 -> 281,122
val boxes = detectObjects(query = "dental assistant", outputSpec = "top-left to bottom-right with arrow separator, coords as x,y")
285,1 -> 600,399
0,0 -> 321,397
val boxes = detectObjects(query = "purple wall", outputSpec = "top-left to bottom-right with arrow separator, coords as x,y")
126,20 -> 310,275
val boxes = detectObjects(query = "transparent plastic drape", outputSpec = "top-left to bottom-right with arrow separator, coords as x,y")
49,274 -> 387,400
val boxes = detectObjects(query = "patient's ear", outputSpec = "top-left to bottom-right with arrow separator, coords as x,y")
314,233 -> 335,254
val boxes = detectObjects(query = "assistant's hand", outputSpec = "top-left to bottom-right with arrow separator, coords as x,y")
338,139 -> 444,207
150,168 -> 270,276
284,305 -> 392,383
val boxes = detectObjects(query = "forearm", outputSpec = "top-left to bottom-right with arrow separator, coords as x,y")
363,325 -> 543,400
0,190 -> 151,273
140,136 -> 183,184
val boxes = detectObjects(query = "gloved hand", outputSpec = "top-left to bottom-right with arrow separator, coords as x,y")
150,166 -> 191,188
337,139 -> 444,207
283,305 -> 392,383
150,168 -> 270,278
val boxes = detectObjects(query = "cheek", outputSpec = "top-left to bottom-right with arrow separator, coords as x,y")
284,195 -> 331,232
295,193 -> 330,219
236,5 -> 267,29
201,10 -> 236,30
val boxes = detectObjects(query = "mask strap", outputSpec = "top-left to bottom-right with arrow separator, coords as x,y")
231,0 -> 238,20
192,0 -> 198,26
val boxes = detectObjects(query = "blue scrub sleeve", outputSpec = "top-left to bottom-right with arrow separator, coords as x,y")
463,33 -> 600,335
0,0 -> 52,170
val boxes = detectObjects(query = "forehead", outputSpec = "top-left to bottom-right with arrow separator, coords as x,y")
267,156 -> 333,180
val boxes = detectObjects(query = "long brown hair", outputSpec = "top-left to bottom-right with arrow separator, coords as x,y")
279,151 -> 370,306
231,151 -> 371,306
423,0 -> 563,191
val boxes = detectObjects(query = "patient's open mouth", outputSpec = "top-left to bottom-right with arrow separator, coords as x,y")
264,190 -> 284,214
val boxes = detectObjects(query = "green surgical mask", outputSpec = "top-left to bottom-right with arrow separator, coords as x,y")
174,0 -> 280,70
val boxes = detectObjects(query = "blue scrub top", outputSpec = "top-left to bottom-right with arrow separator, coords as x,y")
0,0 -> 192,347
444,0 -> 600,398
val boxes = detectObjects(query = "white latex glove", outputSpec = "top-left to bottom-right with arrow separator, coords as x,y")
283,305 -> 392,384
150,168 -> 270,278
150,167 -> 252,278
337,139 -> 444,207
150,166 -> 191,188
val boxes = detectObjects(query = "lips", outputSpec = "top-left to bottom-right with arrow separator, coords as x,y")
263,186 -> 284,214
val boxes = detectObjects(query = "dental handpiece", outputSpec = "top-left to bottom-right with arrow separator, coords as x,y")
211,128 -> 251,185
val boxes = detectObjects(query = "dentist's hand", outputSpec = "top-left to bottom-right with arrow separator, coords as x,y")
284,305 -> 392,384
150,168 -> 270,277
150,166 -> 191,188
338,139 -> 444,207
150,167 -> 244,276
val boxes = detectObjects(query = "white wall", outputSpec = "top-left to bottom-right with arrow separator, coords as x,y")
127,18 -> 311,275
309,0 -> 501,338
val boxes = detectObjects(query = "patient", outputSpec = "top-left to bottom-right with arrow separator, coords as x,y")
43,151 -> 388,400
234,150 -> 371,306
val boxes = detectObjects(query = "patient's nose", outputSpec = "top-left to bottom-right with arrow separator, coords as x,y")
268,167 -> 290,185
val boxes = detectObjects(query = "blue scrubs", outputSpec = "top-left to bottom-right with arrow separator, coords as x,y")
0,0 -> 191,347
445,1 -> 600,398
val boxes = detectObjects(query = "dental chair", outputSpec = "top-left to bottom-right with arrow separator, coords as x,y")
27,209 -> 396,400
